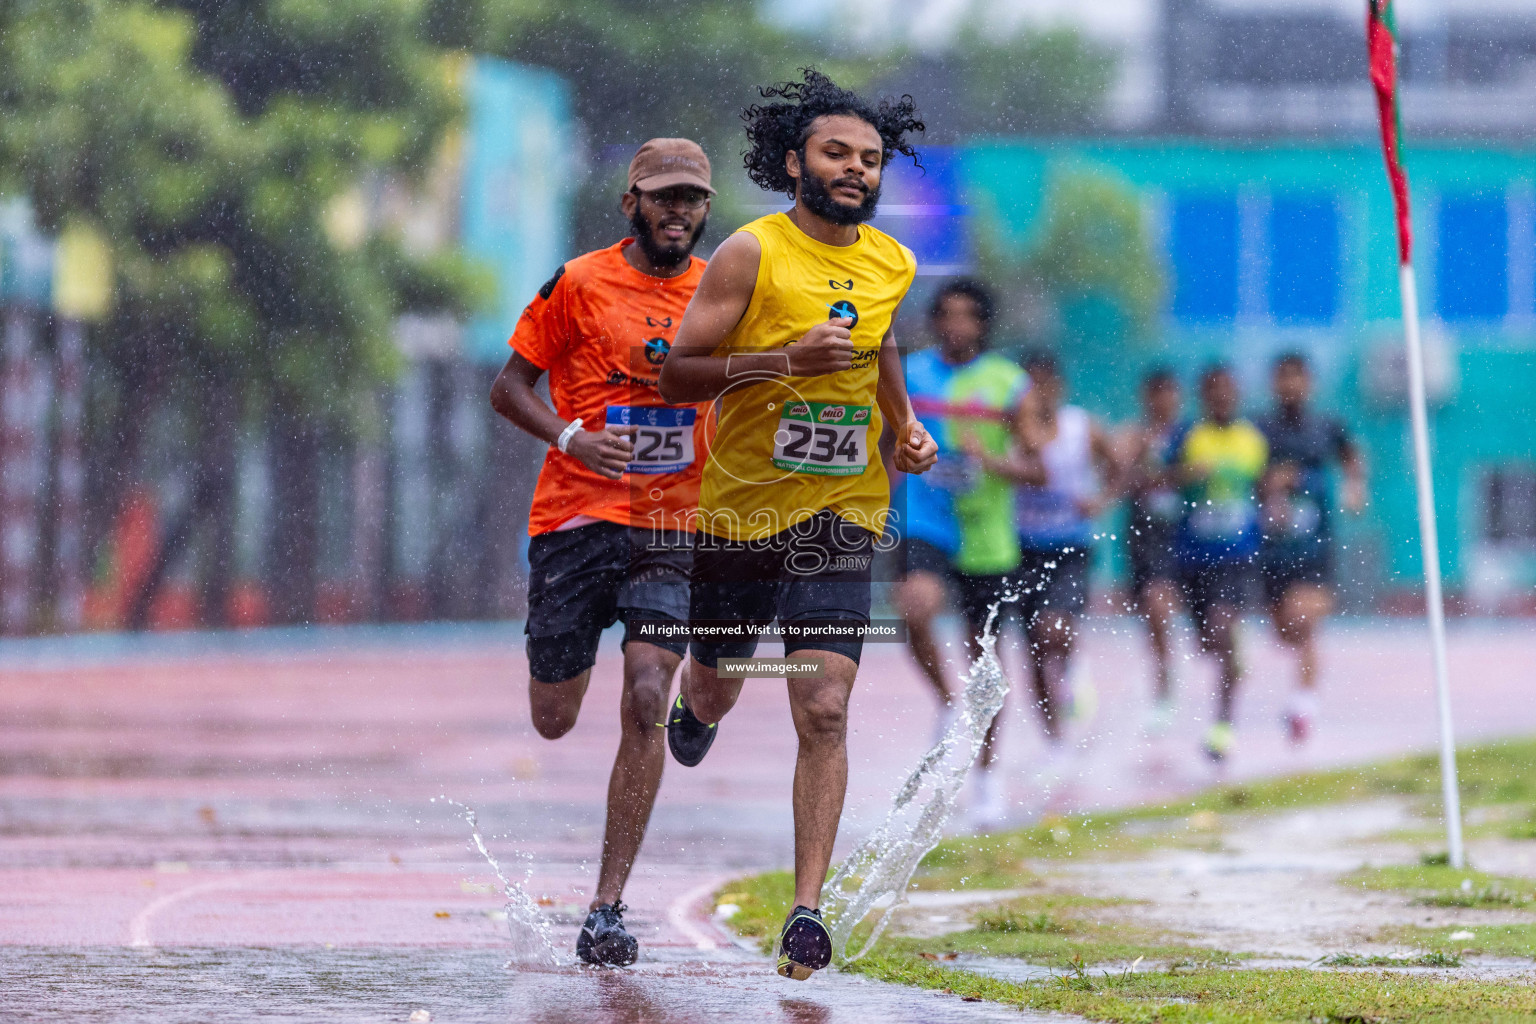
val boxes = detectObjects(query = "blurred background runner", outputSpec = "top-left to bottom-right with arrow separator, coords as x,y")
894,279 -> 1031,759
1257,351 -> 1368,747
1118,366 -> 1188,737
1169,365 -> 1268,765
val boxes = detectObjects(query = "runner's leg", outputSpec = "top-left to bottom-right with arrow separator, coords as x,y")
525,525 -> 624,738
679,659 -> 744,725
785,650 -> 859,909
1204,601 -> 1240,724
895,570 -> 951,705
528,671 -> 592,739
1275,582 -> 1333,692
1027,612 -> 1073,742
593,642 -> 681,908
1142,579 -> 1179,703
958,571 -> 1010,770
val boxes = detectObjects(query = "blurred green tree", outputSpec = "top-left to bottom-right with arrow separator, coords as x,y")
0,0 -> 482,626
976,167 -> 1161,375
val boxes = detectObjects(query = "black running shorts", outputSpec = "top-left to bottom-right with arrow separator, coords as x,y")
1015,545 -> 1091,628
1127,523 -> 1179,601
901,537 -> 955,581
1178,558 -> 1253,632
955,569 -> 1014,638
525,521 -> 691,684
1260,544 -> 1333,606
689,509 -> 873,668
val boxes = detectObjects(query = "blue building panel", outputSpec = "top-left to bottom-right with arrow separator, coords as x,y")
461,59 -> 576,365
1171,194 -> 1239,322
868,146 -> 969,275
1268,194 -> 1340,324
1436,192 -> 1508,321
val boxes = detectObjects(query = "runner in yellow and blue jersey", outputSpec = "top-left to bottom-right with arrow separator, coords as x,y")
1169,364 -> 1268,764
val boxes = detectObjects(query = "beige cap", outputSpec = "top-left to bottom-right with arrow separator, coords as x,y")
628,138 -> 715,194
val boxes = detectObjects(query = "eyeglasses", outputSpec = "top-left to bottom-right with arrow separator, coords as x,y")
635,188 -> 710,211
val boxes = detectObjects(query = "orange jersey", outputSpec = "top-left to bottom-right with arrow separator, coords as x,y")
510,240 -> 710,536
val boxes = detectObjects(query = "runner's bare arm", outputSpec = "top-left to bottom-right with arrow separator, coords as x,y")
1090,419 -> 1126,499
877,422 -> 899,486
987,385 -> 1046,485
658,232 -> 855,403
490,351 -> 636,481
966,395 -> 1045,485
1115,424 -> 1147,486
875,328 -> 938,474
1070,419 -> 1124,518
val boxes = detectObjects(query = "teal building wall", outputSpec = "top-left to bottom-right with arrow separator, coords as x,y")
953,140 -> 1536,603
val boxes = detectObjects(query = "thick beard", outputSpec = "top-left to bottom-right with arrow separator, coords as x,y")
799,166 -> 881,226
629,208 -> 706,269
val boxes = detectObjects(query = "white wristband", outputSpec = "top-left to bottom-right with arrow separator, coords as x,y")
555,418 -> 583,453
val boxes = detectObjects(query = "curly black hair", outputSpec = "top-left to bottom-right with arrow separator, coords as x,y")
741,68 -> 924,198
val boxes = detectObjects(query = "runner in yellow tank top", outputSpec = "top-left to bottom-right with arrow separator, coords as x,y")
656,69 -> 937,981
692,209 -> 915,540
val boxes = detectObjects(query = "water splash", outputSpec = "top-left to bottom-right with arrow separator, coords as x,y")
820,601 -> 1013,963
432,796 -> 562,966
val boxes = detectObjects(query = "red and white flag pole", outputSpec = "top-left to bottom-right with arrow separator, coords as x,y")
1368,0 -> 1464,868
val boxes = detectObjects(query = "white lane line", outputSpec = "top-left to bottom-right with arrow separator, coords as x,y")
664,873 -> 735,951
127,876 -> 252,948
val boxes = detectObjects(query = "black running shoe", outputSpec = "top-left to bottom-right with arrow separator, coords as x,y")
776,905 -> 832,980
575,901 -> 638,966
666,694 -> 717,767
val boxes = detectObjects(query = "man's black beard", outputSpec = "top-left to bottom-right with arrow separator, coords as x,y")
629,209 -> 706,269
799,166 -> 881,226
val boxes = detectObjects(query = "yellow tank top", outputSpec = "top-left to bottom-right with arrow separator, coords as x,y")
697,212 -> 917,541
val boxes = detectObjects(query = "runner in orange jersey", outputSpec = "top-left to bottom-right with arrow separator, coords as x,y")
490,138 -> 715,966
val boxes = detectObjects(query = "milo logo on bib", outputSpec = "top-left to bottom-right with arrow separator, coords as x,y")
772,401 -> 871,476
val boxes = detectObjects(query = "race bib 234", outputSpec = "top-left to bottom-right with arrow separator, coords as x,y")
771,402 -> 870,476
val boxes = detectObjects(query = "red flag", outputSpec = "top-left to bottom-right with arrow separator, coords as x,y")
1368,0 -> 1412,264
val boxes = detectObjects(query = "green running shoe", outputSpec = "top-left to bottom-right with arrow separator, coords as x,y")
1203,721 -> 1235,763
776,905 -> 832,980
666,694 -> 717,767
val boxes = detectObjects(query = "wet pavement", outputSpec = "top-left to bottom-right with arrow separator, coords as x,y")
4,946 -> 1047,1023
1,617 -> 1533,1021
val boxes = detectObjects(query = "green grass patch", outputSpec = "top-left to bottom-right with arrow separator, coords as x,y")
1349,865 -> 1536,909
915,813 -> 1195,889
715,735 -> 1536,1019
893,929 -> 1217,970
1316,951 -> 1463,968
848,948 -> 1536,1023
890,892 -> 1221,969
1499,806 -> 1536,840
915,735 -> 1536,890
1161,735 -> 1536,816
713,870 -> 793,950
1380,923 -> 1536,960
